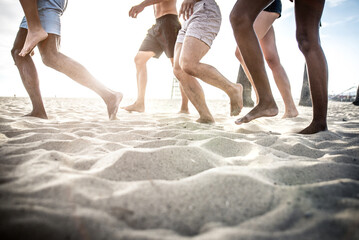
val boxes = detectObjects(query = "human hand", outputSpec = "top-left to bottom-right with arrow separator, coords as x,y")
129,4 -> 145,18
179,0 -> 197,20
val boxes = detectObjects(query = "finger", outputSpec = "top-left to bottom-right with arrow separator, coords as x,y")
187,7 -> 191,19
184,5 -> 189,20
179,4 -> 185,19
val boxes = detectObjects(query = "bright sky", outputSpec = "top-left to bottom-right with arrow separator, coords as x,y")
0,0 -> 358,100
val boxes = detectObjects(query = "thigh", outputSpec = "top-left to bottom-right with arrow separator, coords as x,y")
136,51 -> 156,62
139,26 -> 163,59
180,36 -> 210,65
259,26 -> 279,61
232,0 -> 274,22
173,43 -> 183,69
254,11 -> 279,40
37,33 -> 61,56
295,0 -> 325,39
12,28 -> 27,51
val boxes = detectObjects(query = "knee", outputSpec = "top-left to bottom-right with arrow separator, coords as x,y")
179,55 -> 199,77
230,9 -> 251,32
173,64 -> 183,80
264,54 -> 280,69
134,54 -> 147,67
296,31 -> 319,55
41,52 -> 58,68
180,60 -> 197,77
11,47 -> 21,63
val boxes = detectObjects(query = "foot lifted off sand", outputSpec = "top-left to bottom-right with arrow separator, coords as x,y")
107,92 -> 123,120
19,29 -> 48,57
230,84 -> 243,116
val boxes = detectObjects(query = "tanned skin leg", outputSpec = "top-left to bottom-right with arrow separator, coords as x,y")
179,37 -> 243,117
260,26 -> 298,118
169,58 -> 190,114
173,43 -> 214,123
123,51 -> 154,112
37,34 -> 123,120
11,28 -> 48,119
234,10 -> 279,105
295,0 -> 328,134
230,0 -> 278,125
18,0 -> 48,57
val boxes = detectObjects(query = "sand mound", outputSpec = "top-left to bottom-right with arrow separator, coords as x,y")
0,97 -> 358,239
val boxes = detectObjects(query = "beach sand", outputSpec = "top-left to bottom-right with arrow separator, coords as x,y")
0,97 -> 358,240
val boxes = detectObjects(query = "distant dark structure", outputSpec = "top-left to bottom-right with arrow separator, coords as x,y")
353,85 -> 359,106
299,64 -> 312,107
236,65 -> 254,107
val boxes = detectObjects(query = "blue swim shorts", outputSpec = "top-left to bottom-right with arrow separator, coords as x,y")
20,0 -> 68,36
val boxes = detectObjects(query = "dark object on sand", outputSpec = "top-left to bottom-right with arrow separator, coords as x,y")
236,65 -> 254,107
299,64 -> 312,107
353,85 -> 359,106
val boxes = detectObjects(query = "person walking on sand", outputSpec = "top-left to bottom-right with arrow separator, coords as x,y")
234,0 -> 298,119
123,0 -> 190,114
173,0 -> 243,124
230,0 -> 328,134
18,0 -> 48,57
11,0 -> 123,120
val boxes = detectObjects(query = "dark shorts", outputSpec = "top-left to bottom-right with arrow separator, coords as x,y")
264,0 -> 282,18
139,14 -> 181,59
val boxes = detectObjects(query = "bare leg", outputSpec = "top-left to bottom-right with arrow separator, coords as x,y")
178,84 -> 190,114
260,26 -> 298,118
123,51 -> 154,112
180,37 -> 243,116
19,0 -> 48,57
295,0 -> 328,134
38,34 -> 122,120
230,0 -> 278,125
173,43 -> 214,123
235,47 -> 258,104
11,28 -> 47,119
169,58 -> 189,114
234,11 -> 280,105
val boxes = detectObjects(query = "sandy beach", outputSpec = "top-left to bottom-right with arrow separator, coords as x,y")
0,96 -> 358,240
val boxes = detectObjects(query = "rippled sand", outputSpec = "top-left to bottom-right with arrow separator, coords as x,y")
0,97 -> 358,240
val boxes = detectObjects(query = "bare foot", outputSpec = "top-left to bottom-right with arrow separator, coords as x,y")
19,29 -> 48,57
24,111 -> 48,119
282,108 -> 299,119
235,101 -> 278,125
299,121 -> 327,134
106,92 -> 123,120
229,83 -> 243,116
122,101 -> 144,113
196,115 -> 215,124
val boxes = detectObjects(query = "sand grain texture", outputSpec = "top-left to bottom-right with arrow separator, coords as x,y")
0,97 -> 358,240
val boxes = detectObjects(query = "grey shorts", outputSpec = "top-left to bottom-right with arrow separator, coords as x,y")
20,0 -> 68,36
176,0 -> 221,47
